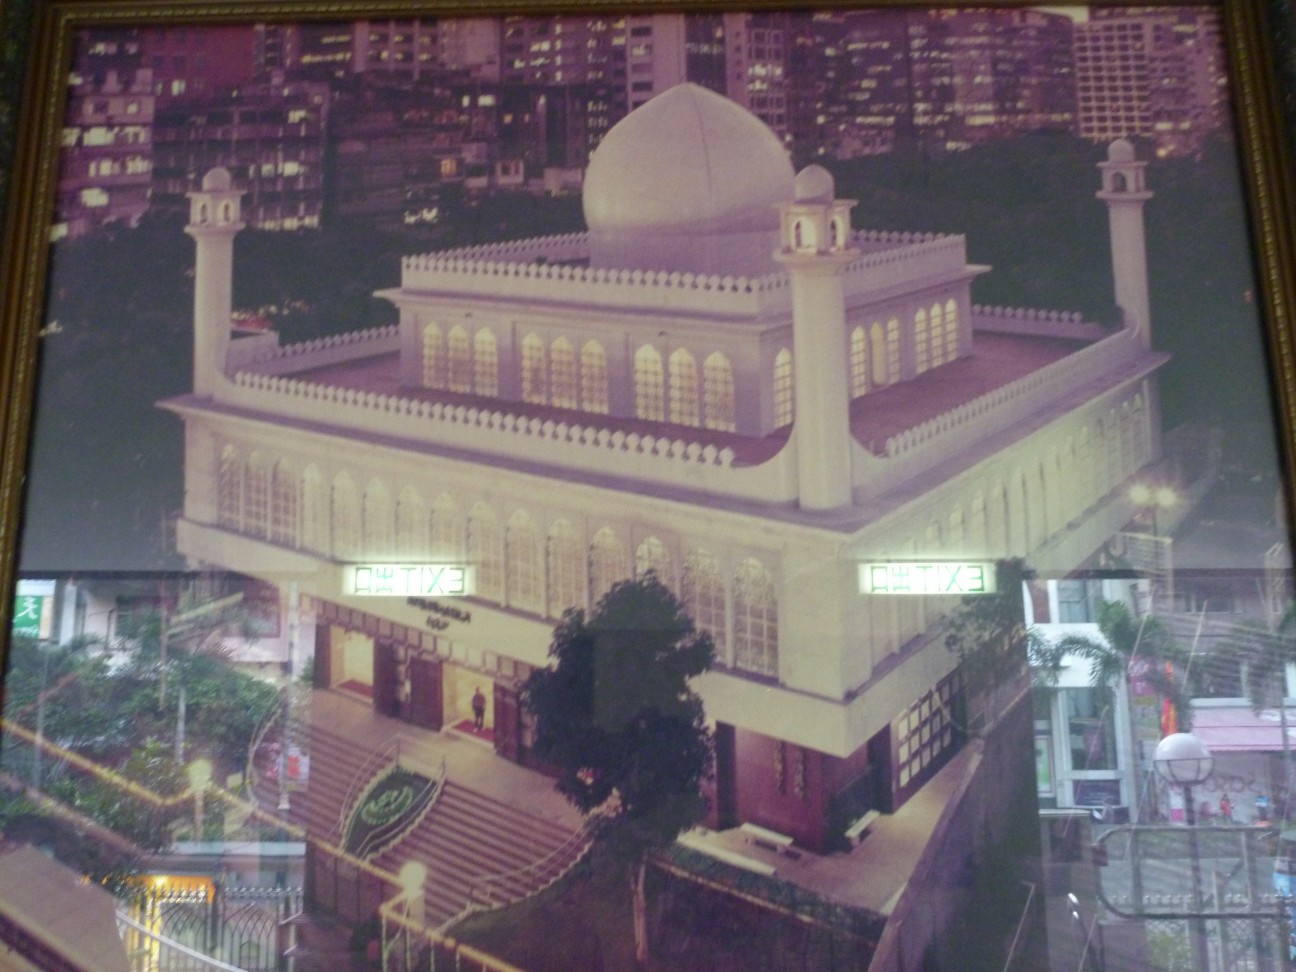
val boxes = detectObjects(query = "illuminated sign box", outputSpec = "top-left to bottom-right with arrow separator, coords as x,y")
860,562 -> 995,596
345,564 -> 472,597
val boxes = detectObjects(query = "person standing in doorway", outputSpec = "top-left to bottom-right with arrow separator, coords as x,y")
472,687 -> 486,731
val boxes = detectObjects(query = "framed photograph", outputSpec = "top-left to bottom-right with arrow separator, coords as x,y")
2,1 -> 1296,970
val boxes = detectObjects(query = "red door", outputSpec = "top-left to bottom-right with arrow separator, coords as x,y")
493,682 -> 520,761
373,638 -> 400,717
312,622 -> 331,689
407,655 -> 444,730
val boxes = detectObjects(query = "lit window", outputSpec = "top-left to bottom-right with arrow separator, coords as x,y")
522,333 -> 547,404
332,473 -> 360,559
634,345 -> 664,421
773,349 -> 794,427
550,337 -> 577,409
468,503 -> 503,602
270,460 -> 298,547
914,308 -> 929,374
682,548 -> 727,652
474,329 -> 498,396
944,299 -> 959,362
635,536 -> 672,586
849,327 -> 868,397
668,348 -> 699,426
870,323 -> 887,386
703,353 -> 735,432
588,527 -> 629,605
733,558 -> 778,677
422,323 -> 444,388
929,302 -> 945,367
447,326 -> 472,393
506,510 -> 542,613
430,494 -> 462,561
244,453 -> 270,538
217,446 -> 241,529
886,317 -> 901,382
580,340 -> 608,414
363,479 -> 394,558
396,486 -> 426,558
546,519 -> 583,616
301,465 -> 329,553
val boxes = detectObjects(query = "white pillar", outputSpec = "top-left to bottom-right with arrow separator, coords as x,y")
774,165 -> 857,511
186,168 -> 245,397
1096,140 -> 1153,348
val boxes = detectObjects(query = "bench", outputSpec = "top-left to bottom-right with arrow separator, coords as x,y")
739,822 -> 796,855
845,810 -> 882,846
676,832 -> 777,876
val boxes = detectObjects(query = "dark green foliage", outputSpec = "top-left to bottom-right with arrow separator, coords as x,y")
944,560 -> 1041,710
523,574 -> 714,850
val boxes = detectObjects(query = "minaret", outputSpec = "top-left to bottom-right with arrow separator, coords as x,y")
1096,139 -> 1153,347
186,167 -> 245,397
773,165 -> 858,511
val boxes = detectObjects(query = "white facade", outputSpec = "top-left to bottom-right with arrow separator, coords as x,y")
165,84 -> 1167,846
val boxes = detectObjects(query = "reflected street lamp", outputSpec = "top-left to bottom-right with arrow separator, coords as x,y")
1155,732 -> 1213,970
1129,483 -> 1179,537
187,758 -> 212,841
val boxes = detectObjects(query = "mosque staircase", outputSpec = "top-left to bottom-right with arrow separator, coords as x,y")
252,720 -> 590,928
372,782 -> 590,927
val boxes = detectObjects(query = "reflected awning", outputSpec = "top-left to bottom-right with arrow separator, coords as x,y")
1191,706 -> 1296,752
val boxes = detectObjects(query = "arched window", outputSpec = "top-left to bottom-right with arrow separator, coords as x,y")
773,349 -> 794,427
669,348 -> 699,426
793,220 -> 805,249
547,519 -> 583,616
301,465 -> 329,553
948,507 -> 965,551
506,510 -> 542,613
703,352 -> 736,432
244,452 -> 270,538
886,317 -> 901,382
733,558 -> 777,677
968,493 -> 986,551
850,327 -> 868,398
635,536 -> 672,587
550,337 -> 578,409
682,548 -> 727,653
1120,401 -> 1135,478
422,323 -> 444,389
217,445 -> 241,529
430,494 -> 462,561
929,302 -> 945,367
589,527 -> 629,605
468,503 -> 502,602
944,299 -> 959,362
332,473 -> 360,559
447,326 -> 472,392
270,459 -> 298,547
634,345 -> 665,421
521,333 -> 547,404
1104,408 -> 1120,490
580,341 -> 609,414
474,329 -> 498,396
914,308 -> 930,374
870,323 -> 887,386
363,479 -> 394,558
396,486 -> 426,558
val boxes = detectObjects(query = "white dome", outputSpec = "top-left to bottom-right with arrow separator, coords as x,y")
1107,138 -> 1136,163
583,84 -> 794,238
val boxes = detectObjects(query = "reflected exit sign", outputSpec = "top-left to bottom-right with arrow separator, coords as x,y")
345,564 -> 471,597
861,562 -> 995,595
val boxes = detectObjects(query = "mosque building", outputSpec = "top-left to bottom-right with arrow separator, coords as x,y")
164,82 -> 1165,853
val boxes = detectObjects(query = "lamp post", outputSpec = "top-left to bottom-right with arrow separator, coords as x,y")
1155,732 -> 1213,971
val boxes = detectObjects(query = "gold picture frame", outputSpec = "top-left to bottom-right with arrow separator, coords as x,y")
3,2 -> 1296,970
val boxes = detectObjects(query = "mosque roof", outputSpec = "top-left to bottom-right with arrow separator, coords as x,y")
582,83 -> 795,239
